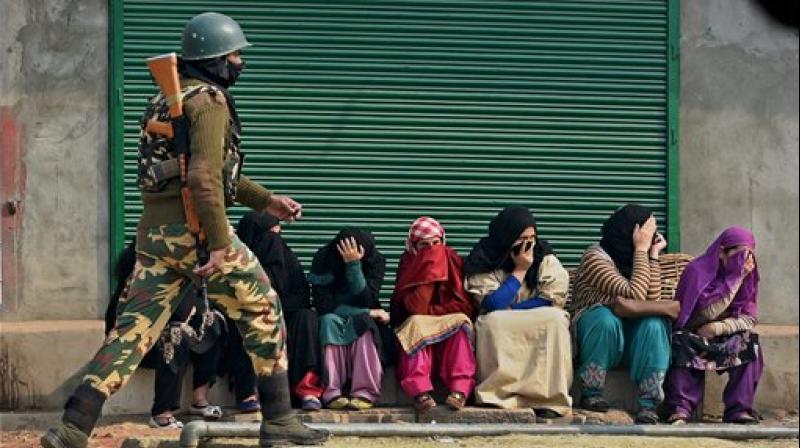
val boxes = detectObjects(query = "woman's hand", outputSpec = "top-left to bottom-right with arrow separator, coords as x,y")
696,323 -> 717,340
743,252 -> 756,276
650,232 -> 668,259
633,216 -> 657,251
369,309 -> 390,324
337,237 -> 365,263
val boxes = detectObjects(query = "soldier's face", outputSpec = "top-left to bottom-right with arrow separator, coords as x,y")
227,51 -> 244,66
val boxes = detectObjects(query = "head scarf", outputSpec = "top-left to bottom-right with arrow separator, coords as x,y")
675,226 -> 759,329
406,216 -> 446,254
463,206 -> 554,289
236,212 -> 295,302
599,204 -> 654,279
310,228 -> 386,303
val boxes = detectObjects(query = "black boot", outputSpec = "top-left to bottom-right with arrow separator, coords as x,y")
258,372 -> 330,447
41,384 -> 106,448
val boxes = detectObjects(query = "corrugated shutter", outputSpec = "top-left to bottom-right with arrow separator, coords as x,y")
116,0 -> 673,303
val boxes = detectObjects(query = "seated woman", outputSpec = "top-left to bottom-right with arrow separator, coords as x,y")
309,228 -> 390,410
666,227 -> 763,425
390,217 -> 477,412
570,204 -> 673,424
106,241 -> 226,428
464,206 -> 572,418
237,212 -> 325,411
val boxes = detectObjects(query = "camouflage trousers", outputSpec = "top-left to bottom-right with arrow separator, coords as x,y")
84,223 -> 287,398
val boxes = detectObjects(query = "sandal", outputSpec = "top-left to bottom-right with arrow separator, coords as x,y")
636,407 -> 660,425
148,415 -> 184,429
347,397 -> 374,411
534,408 -> 562,419
238,397 -> 261,413
326,396 -> 350,410
190,402 -> 223,420
667,411 -> 690,425
445,392 -> 466,411
414,393 -> 437,413
724,412 -> 759,425
301,396 -> 323,412
581,395 -> 610,413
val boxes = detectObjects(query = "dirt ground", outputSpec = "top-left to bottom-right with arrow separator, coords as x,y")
1,423 -> 797,448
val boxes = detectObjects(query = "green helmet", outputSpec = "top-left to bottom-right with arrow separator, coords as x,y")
181,12 -> 251,60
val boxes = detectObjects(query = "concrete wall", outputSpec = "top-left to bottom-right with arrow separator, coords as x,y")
679,0 -> 799,325
0,0 -> 109,321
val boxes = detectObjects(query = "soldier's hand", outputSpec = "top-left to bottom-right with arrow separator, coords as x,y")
194,248 -> 227,277
266,195 -> 302,222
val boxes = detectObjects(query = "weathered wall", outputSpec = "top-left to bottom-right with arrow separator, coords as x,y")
0,0 -> 109,320
680,0 -> 799,325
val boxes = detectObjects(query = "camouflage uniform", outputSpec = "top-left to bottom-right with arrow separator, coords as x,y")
84,223 -> 287,397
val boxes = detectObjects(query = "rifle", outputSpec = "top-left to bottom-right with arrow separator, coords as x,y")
146,52 -> 210,288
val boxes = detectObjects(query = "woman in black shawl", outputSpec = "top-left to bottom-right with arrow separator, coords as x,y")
308,228 -> 390,410
106,241 -> 227,428
463,206 -> 573,417
236,212 -> 324,411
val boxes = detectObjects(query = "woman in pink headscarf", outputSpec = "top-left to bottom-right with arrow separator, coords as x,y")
666,227 -> 763,425
390,217 -> 477,412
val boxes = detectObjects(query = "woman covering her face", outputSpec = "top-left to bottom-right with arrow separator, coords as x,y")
463,206 -> 572,418
308,228 -> 390,411
665,227 -> 762,425
390,217 -> 477,412
569,204 -> 671,424
236,212 -> 323,411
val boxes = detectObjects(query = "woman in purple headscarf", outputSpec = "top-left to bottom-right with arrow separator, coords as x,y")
665,227 -> 762,425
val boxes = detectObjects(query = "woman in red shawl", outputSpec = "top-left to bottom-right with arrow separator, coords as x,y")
390,217 -> 477,412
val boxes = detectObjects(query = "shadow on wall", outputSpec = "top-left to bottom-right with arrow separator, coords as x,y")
0,340 -> 88,411
754,0 -> 799,28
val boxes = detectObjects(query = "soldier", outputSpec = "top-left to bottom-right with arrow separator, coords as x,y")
41,12 -> 329,448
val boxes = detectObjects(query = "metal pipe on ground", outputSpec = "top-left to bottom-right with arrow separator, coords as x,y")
180,421 -> 799,447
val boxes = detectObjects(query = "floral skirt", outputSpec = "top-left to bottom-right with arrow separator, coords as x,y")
671,330 -> 759,371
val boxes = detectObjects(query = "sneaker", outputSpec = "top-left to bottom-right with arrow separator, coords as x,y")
347,397 -> 374,411
302,396 -> 323,412
148,416 -> 184,429
260,413 -> 330,447
40,423 -> 88,448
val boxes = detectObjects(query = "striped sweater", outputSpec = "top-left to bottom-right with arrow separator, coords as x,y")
568,245 -> 661,320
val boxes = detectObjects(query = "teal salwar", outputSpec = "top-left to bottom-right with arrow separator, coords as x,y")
575,305 -> 670,409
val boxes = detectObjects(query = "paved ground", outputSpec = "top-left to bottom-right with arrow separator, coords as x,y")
1,427 -> 797,448
1,408 -> 796,448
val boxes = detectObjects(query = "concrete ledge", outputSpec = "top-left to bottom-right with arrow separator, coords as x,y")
2,321 -> 797,415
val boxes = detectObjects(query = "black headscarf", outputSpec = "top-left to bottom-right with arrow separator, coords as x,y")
463,206 -> 554,289
599,204 -> 654,279
178,57 -> 242,134
236,212 -> 310,315
310,228 -> 386,313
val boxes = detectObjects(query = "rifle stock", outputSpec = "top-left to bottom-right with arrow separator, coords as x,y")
147,53 -> 183,117
146,52 -> 206,244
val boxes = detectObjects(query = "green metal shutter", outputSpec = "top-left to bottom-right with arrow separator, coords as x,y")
111,0 -> 678,303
